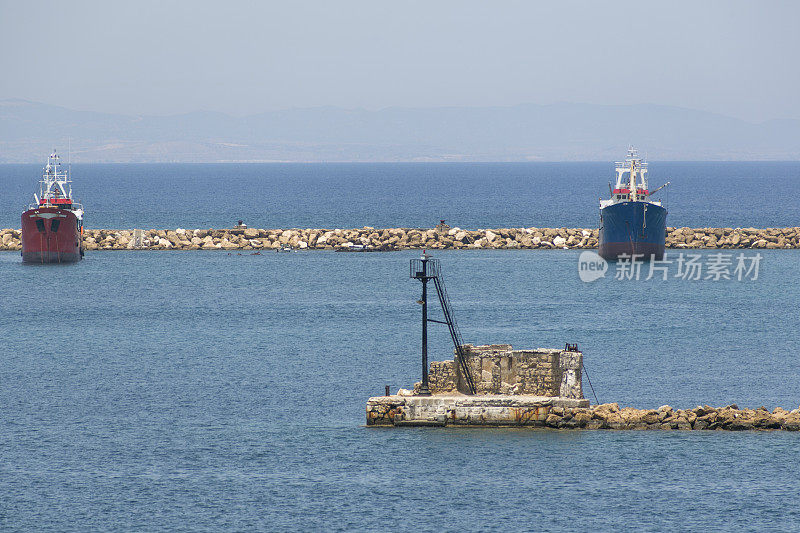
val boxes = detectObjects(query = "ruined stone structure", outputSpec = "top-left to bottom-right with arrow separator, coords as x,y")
422,344 -> 583,399
366,342 -> 591,427
366,342 -> 800,429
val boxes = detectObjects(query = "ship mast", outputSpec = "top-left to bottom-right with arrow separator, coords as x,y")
629,157 -> 637,202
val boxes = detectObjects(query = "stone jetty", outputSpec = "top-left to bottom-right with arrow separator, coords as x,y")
2,226 -> 800,252
367,344 -> 800,430
367,397 -> 800,431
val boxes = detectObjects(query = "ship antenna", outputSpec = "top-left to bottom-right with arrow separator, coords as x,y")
68,137 -> 72,196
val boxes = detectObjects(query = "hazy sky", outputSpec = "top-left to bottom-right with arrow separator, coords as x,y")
1,1 -> 798,122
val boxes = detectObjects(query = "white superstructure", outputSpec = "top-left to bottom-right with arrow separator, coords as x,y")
29,150 -> 83,222
599,147 -> 668,209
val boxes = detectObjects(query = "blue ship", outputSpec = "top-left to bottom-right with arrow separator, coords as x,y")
598,148 -> 669,260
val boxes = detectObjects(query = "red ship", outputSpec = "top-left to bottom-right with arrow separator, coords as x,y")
21,150 -> 84,263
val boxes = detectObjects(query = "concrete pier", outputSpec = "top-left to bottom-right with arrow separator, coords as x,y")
367,394 -> 588,427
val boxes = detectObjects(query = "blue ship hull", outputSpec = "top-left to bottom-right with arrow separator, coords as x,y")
598,201 -> 667,260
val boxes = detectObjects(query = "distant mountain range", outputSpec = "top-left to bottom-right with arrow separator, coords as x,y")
2,98 -> 799,162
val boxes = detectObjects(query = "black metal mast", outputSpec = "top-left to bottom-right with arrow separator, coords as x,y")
414,252 -> 432,395
410,251 -> 476,395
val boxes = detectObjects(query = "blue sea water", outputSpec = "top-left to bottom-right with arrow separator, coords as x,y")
1,161 -> 799,229
1,247 -> 799,531
1,163 -> 800,531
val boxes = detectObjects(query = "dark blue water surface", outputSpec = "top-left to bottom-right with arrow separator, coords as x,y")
1,248 -> 799,531
1,162 -> 799,229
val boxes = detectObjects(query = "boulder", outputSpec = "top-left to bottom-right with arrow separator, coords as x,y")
593,403 -> 620,414
642,410 -> 661,425
783,415 -> 800,431
545,414 -> 561,427
573,411 -> 593,426
620,408 -> 644,424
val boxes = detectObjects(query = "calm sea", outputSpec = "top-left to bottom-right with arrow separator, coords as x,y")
1,163 -> 799,531
1,161 -> 799,229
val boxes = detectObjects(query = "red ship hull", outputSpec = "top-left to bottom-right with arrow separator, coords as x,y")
21,207 -> 83,263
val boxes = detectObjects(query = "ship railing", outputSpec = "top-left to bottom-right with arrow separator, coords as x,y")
26,200 -> 83,211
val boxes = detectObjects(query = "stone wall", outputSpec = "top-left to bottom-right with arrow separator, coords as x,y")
423,344 -> 583,399
428,360 -> 457,393
3,226 -> 800,252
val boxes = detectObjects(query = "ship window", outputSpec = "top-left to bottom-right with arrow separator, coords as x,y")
51,219 -> 61,232
35,219 -> 45,232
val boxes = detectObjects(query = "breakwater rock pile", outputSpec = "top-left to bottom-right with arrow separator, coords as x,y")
540,403 -> 800,431
2,226 -> 800,251
366,396 -> 800,430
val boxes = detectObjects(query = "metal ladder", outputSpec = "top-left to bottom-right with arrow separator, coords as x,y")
432,272 -> 477,394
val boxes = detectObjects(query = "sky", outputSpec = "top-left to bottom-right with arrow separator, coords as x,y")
1,0 -> 799,122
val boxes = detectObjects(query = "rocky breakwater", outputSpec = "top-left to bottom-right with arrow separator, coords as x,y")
2,226 -> 800,251
0,229 -> 21,250
666,227 -> 800,249
543,403 -> 800,431
109,227 -> 600,251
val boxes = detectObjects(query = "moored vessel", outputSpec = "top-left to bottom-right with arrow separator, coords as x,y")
598,148 -> 669,260
21,150 -> 84,263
